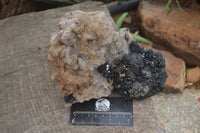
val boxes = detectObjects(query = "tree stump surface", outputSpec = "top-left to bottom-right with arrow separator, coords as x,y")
0,2 -> 164,133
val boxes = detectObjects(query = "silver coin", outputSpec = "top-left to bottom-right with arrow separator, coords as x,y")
95,98 -> 110,112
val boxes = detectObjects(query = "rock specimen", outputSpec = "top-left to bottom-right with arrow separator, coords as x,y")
98,41 -> 168,100
138,0 -> 200,66
48,10 -> 168,104
141,44 -> 186,93
187,66 -> 200,83
48,10 -> 115,104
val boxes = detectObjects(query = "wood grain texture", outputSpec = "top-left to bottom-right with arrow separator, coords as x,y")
0,2 -> 165,133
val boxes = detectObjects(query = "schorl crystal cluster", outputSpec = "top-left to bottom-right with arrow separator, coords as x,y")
48,10 -> 168,105
98,41 -> 168,100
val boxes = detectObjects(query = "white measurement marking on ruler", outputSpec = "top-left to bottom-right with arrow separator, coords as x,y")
72,111 -> 133,125
73,121 -> 130,126
91,116 -> 93,122
73,111 -> 132,115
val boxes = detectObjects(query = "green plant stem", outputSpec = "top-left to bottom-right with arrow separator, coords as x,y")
176,0 -> 182,10
164,0 -> 172,12
131,33 -> 153,46
116,12 -> 128,29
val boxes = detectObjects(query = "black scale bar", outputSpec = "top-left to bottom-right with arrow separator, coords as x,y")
68,97 -> 133,126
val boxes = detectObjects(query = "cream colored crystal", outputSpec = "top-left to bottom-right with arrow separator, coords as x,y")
48,10 -> 132,104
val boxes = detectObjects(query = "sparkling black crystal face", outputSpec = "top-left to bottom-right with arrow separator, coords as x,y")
98,41 -> 168,100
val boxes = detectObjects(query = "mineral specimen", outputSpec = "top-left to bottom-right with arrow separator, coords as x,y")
48,10 -> 168,105
48,10 -> 115,104
98,41 -> 168,100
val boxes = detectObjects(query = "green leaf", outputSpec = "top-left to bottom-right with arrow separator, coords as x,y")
176,0 -> 182,10
116,12 -> 128,29
131,34 -> 153,46
164,0 -> 172,12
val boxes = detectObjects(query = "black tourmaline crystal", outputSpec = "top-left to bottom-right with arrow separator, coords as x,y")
98,41 -> 168,100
